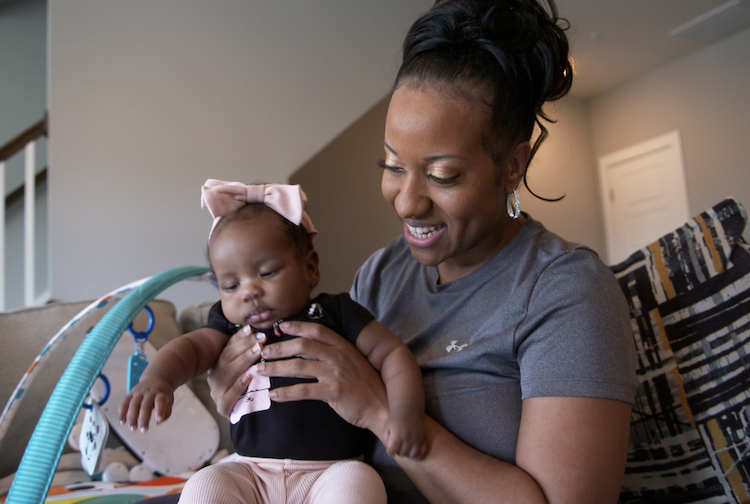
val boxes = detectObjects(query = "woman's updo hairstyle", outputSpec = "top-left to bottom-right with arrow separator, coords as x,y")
396,0 -> 573,198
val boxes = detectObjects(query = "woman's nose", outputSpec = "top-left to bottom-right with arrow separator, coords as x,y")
393,173 -> 430,219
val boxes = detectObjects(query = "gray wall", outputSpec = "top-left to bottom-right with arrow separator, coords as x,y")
1,0 -> 48,310
0,0 -> 46,154
45,2 -> 750,311
48,0 -> 431,311
521,97 -> 604,254
589,26 -> 750,246
291,96 -> 402,295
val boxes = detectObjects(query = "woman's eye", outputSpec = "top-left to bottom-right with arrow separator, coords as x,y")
427,172 -> 461,185
377,159 -> 404,175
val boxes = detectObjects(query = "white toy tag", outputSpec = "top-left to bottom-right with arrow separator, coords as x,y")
80,399 -> 109,476
230,364 -> 271,424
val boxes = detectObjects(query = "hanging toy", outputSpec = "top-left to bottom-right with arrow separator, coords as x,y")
79,373 -> 111,476
127,305 -> 154,392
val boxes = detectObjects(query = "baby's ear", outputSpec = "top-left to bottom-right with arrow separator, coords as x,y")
306,250 -> 321,288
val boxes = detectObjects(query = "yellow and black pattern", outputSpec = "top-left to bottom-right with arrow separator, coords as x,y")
612,198 -> 750,504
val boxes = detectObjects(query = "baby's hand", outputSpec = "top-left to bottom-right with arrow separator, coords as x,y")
118,376 -> 174,432
383,404 -> 428,460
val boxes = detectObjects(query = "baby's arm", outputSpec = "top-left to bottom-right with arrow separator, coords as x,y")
356,320 -> 427,459
118,327 -> 227,432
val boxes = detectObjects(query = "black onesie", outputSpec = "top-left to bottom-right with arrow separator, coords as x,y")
205,292 -> 376,460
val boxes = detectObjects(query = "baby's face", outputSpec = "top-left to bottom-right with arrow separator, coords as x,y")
209,211 -> 318,329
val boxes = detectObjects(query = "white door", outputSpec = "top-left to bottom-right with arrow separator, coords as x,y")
598,131 -> 690,265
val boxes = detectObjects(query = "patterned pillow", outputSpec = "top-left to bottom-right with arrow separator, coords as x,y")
610,198 -> 750,504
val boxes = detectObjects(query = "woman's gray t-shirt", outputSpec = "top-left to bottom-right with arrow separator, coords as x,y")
351,217 -> 637,503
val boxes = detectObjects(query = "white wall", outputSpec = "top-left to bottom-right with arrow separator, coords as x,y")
486,25 -> 750,260
48,0 -> 431,311
46,2 -> 750,313
521,97 -> 604,254
1,0 -> 48,311
589,27 -> 750,242
0,0 -> 46,154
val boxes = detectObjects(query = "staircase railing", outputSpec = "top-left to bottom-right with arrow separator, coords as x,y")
1,115 -> 48,311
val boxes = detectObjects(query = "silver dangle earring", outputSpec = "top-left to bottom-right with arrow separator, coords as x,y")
506,190 -> 521,219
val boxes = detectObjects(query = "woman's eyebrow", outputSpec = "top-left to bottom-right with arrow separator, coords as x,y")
384,141 -> 465,163
384,141 -> 398,156
425,154 -> 464,163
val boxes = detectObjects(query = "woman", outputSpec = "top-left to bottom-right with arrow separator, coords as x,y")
208,1 -> 637,502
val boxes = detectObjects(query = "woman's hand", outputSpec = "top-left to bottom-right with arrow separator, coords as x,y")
206,327 -> 267,418
258,320 -> 391,438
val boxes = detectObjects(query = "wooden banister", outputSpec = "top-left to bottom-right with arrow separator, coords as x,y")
1,114 -> 50,310
0,114 -> 47,164
5,169 -> 47,209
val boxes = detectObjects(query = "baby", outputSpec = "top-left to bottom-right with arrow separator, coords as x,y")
119,180 -> 426,503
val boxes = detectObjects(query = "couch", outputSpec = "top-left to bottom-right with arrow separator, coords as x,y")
612,197 -> 750,503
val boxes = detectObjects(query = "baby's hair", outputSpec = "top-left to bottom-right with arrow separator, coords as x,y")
206,203 -> 315,264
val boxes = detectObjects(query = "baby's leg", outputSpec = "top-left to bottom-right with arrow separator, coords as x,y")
178,462 -> 263,504
305,460 -> 386,504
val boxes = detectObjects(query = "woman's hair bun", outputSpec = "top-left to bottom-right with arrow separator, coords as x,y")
400,0 -> 572,107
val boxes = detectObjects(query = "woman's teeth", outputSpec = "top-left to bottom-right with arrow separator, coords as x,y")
407,224 -> 440,239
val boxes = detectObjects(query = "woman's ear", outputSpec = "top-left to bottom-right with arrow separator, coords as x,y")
306,250 -> 321,288
506,141 -> 531,192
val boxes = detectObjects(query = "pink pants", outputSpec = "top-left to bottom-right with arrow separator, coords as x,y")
177,456 -> 387,504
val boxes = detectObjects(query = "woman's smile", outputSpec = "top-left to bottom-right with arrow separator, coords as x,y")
404,222 -> 446,246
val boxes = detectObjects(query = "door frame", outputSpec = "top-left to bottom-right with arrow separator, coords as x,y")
598,130 -> 690,264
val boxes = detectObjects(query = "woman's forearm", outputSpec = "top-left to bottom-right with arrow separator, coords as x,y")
396,397 -> 631,504
394,416 -> 547,504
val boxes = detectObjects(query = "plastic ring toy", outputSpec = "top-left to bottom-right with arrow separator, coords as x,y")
81,373 -> 110,409
1,277 -> 150,439
128,304 -> 155,343
5,265 -> 210,504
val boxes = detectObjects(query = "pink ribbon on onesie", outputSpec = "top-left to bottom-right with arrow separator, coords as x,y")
230,362 -> 272,424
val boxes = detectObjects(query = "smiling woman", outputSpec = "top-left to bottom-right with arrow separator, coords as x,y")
205,1 -> 638,503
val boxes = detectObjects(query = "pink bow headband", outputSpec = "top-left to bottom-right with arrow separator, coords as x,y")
200,179 -> 317,239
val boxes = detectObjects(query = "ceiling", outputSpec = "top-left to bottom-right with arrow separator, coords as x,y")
557,0 -> 750,97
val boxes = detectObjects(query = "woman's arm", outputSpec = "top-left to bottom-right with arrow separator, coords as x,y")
395,397 -> 631,504
258,320 -> 632,504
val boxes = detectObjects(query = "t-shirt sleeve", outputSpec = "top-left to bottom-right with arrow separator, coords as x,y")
322,293 -> 375,345
517,249 -> 638,404
204,301 -> 239,337
350,248 -> 385,308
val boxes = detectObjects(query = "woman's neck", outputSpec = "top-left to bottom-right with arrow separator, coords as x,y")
435,214 -> 526,284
